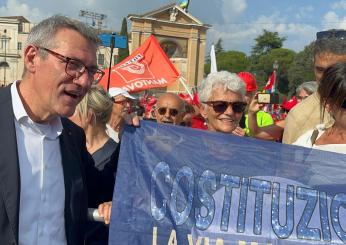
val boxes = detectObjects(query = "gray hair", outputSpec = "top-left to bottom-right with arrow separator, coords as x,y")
198,71 -> 246,102
26,15 -> 101,50
296,81 -> 318,95
314,29 -> 346,57
23,15 -> 100,77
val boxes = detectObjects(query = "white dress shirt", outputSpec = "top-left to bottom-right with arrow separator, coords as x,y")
11,81 -> 67,245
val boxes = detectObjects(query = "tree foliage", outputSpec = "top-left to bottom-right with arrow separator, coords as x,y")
287,42 -> 315,94
251,29 -> 286,57
214,38 -> 224,55
204,50 -> 249,75
202,29 -> 313,96
118,17 -> 129,63
252,48 -> 295,94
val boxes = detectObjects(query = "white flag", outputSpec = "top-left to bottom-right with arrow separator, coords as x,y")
210,44 -> 217,73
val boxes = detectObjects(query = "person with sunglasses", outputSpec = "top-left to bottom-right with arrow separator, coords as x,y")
293,62 -> 346,153
0,15 -> 110,245
154,92 -> 185,125
283,29 -> 346,144
199,71 -> 247,135
107,87 -> 136,142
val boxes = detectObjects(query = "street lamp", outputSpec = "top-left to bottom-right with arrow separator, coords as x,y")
273,60 -> 279,92
273,60 -> 279,70
1,29 -> 10,86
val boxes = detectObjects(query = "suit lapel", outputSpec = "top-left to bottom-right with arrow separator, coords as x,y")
59,121 -> 84,244
0,86 -> 20,242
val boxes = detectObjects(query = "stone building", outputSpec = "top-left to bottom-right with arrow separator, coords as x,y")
0,16 -> 34,86
128,3 -> 209,93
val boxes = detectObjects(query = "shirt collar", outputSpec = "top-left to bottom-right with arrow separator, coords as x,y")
11,80 -> 63,139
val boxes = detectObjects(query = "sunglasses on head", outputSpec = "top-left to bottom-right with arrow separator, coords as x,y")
204,101 -> 247,113
316,29 -> 346,41
157,107 -> 179,117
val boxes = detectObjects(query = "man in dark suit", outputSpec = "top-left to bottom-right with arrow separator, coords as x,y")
0,15 -> 109,245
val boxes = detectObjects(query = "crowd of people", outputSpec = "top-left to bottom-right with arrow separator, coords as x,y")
0,14 -> 345,245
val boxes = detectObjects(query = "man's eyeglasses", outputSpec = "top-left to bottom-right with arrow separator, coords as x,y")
316,29 -> 346,41
37,46 -> 105,85
204,101 -> 247,114
111,98 -> 131,106
157,107 -> 179,117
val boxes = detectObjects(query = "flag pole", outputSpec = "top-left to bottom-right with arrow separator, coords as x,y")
210,44 -> 217,74
106,34 -> 115,92
179,77 -> 193,99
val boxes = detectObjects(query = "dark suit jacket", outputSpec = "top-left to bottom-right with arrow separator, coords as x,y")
0,85 -> 91,245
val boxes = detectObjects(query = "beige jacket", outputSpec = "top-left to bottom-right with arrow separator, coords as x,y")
282,92 -> 334,144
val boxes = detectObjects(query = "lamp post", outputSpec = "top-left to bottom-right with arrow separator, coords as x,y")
1,29 -> 10,86
273,60 -> 279,92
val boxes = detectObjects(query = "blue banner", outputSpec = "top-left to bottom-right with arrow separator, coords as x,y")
109,121 -> 346,245
99,33 -> 127,48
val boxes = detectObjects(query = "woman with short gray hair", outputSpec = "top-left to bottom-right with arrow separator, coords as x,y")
198,71 -> 247,135
296,81 -> 318,102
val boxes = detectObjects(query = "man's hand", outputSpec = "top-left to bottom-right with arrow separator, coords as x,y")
124,112 -> 140,127
232,126 -> 246,137
98,201 -> 112,225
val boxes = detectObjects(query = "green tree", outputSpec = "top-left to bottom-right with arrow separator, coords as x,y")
287,42 -> 315,95
118,17 -> 129,63
204,50 -> 249,75
254,48 -> 296,94
214,38 -> 224,55
251,29 -> 286,57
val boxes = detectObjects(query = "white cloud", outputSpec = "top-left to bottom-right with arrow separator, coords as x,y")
221,0 -> 247,22
332,0 -> 346,9
0,0 -> 44,22
322,11 -> 346,29
295,5 -> 314,19
207,12 -> 317,54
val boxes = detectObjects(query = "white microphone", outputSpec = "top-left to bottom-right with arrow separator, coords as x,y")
87,208 -> 104,222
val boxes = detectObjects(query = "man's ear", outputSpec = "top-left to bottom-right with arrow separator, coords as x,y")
23,45 -> 39,74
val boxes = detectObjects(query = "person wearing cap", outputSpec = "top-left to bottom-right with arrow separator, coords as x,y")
283,29 -> 346,144
238,71 -> 274,137
107,87 -> 136,142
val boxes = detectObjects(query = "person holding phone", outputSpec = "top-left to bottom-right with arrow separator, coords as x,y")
238,71 -> 274,136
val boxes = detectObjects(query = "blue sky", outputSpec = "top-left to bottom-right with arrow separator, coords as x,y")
0,0 -> 345,54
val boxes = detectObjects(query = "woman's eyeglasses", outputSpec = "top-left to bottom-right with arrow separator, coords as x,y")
157,107 -> 179,116
204,101 -> 247,113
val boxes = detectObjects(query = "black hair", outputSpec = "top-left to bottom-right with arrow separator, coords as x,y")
318,62 -> 346,120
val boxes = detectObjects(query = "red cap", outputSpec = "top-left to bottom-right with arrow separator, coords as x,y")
238,72 -> 257,92
281,96 -> 297,111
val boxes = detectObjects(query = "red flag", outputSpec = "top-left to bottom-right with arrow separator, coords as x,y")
263,70 -> 276,92
99,35 -> 180,93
